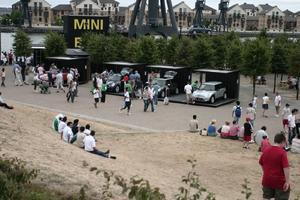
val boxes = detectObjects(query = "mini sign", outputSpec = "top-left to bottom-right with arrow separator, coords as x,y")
63,16 -> 109,48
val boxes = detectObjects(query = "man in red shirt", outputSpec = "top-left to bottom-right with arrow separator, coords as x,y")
259,133 -> 290,200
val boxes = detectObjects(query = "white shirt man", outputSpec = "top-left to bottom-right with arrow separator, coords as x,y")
58,120 -> 67,134
67,73 -> 73,85
96,76 -> 103,89
76,128 -> 86,148
288,114 -> 296,129
262,95 -> 269,105
254,127 -> 268,146
184,83 -> 192,104
274,93 -> 282,117
62,124 -> 73,143
84,135 -> 96,152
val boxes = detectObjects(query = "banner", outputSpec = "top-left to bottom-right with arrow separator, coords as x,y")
63,15 -> 109,48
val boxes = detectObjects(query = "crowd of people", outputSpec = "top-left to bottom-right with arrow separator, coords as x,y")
53,114 -> 116,159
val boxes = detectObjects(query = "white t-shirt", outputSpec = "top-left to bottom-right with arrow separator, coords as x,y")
76,131 -> 86,148
252,97 -> 257,108
56,73 -> 63,83
124,91 -> 130,102
254,130 -> 268,146
1,71 -> 5,77
84,135 -> 96,151
246,107 -> 256,120
221,125 -> 230,133
184,84 -> 192,94
93,89 -> 100,99
262,96 -> 269,105
67,73 -> 73,82
232,106 -> 242,117
58,121 -> 66,134
62,126 -> 73,143
282,107 -> 291,120
84,129 -> 91,135
288,114 -> 296,128
274,95 -> 282,107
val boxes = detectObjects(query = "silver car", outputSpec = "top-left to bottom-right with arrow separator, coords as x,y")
192,82 -> 227,104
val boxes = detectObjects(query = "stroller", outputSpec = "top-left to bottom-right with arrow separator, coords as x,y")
39,81 -> 51,94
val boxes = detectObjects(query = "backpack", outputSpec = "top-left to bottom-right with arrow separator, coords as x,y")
235,106 -> 241,118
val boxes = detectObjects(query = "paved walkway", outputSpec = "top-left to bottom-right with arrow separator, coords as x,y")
1,65 -> 300,140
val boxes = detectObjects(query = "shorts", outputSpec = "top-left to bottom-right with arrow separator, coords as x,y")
262,187 -> 290,200
283,119 -> 289,126
262,104 -> 269,110
94,98 -> 99,103
244,135 -> 251,142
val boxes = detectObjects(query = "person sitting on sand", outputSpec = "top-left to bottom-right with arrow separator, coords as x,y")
189,115 -> 199,133
84,130 -> 116,159
58,116 -> 67,135
207,120 -> 217,137
52,114 -> 64,132
84,124 -> 91,135
62,122 -> 73,143
254,126 -> 268,149
243,118 -> 253,149
0,92 -> 13,109
75,126 -> 86,148
228,120 -> 239,140
220,121 -> 231,138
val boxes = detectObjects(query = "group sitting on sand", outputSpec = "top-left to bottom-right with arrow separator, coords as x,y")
188,114 -> 300,153
52,114 -> 116,159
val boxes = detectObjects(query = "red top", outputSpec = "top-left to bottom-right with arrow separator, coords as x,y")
261,139 -> 271,153
123,75 -> 129,82
259,146 -> 289,190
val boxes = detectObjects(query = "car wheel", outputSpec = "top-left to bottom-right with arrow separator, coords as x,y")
115,85 -> 120,93
161,90 -> 166,98
210,96 -> 215,104
223,92 -> 227,99
175,88 -> 179,95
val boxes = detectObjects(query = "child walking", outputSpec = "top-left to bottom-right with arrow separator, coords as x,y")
93,87 -> 101,108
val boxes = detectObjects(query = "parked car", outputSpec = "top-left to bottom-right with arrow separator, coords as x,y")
152,77 -> 179,98
107,73 -> 122,93
187,26 -> 212,35
120,67 -> 133,76
192,82 -> 227,104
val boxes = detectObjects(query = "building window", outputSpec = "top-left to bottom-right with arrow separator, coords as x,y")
39,17 -> 42,22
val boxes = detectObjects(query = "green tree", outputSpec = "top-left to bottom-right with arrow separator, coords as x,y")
0,15 -> 11,26
13,29 -> 32,57
165,36 -> 179,65
288,40 -> 300,100
271,34 -> 291,93
155,38 -> 167,64
10,10 -> 23,26
136,36 -> 158,64
175,37 -> 193,66
44,31 -> 67,57
226,41 -> 242,69
108,33 -> 129,61
124,39 -> 138,63
54,16 -> 63,26
190,36 -> 214,69
241,39 -> 271,96
211,35 -> 227,69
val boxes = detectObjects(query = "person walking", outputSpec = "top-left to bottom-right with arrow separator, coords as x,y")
246,103 -> 256,127
101,80 -> 107,103
259,133 -> 290,200
67,80 -> 77,103
56,70 -> 65,93
1,68 -> 5,87
93,87 -> 101,108
232,101 -> 242,123
274,92 -> 282,117
143,86 -> 149,112
262,93 -> 270,118
184,82 -> 192,104
120,88 -> 131,115
288,108 -> 298,146
282,104 -> 291,133
14,64 -> 23,86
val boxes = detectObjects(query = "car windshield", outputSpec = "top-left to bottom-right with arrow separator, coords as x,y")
108,74 -> 121,81
200,84 -> 215,91
153,79 -> 166,87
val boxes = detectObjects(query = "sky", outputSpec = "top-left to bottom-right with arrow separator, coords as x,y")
3,0 -> 300,12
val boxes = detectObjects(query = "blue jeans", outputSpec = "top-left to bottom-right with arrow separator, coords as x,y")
153,94 -> 158,105
89,150 -> 109,158
143,99 -> 149,112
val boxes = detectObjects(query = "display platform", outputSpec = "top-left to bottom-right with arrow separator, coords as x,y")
107,92 -> 235,107
160,94 -> 236,107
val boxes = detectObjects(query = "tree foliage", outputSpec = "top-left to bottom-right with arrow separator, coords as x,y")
44,31 -> 67,57
136,36 -> 159,64
242,38 -> 271,95
13,29 -> 32,57
10,10 -> 23,26
175,37 -> 193,66
190,36 -> 214,69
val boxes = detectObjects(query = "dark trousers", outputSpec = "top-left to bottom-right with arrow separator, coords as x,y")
1,77 -> 5,87
67,91 -> 75,103
144,99 -> 154,112
121,101 -> 131,112
0,102 -> 13,109
288,127 -> 297,145
89,150 -> 108,158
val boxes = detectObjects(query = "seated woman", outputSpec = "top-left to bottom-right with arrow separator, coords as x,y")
291,134 -> 300,154
220,121 -> 231,138
207,120 -> 217,137
228,120 -> 240,140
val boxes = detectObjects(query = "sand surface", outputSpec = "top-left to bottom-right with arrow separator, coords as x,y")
1,104 -> 300,199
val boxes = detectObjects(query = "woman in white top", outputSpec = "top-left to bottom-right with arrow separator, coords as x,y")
262,93 -> 269,118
